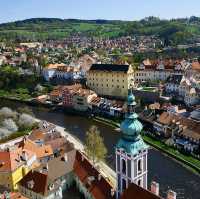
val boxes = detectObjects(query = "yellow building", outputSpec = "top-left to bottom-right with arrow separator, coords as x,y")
86,64 -> 134,99
0,147 -> 37,190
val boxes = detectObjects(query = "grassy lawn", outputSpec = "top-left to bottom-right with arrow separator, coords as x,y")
141,87 -> 156,92
143,135 -> 200,172
0,90 -> 32,101
93,116 -> 120,128
93,116 -> 200,172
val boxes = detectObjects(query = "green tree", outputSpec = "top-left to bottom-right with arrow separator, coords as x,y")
85,125 -> 107,165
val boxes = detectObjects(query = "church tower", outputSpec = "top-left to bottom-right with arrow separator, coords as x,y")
116,91 -> 149,198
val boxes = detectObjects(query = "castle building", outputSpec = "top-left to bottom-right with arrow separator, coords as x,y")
116,91 -> 149,198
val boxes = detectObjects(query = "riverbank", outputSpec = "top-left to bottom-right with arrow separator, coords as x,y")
53,123 -> 117,187
1,97 -> 200,198
143,135 -> 200,174
91,116 -> 200,174
92,116 -> 120,129
1,96 -> 200,175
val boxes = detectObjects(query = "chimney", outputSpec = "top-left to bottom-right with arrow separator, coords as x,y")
111,188 -> 115,197
0,161 -> 5,167
98,174 -> 102,181
167,190 -> 177,199
151,181 -> 159,196
43,163 -> 48,173
87,176 -> 95,186
81,155 -> 84,162
62,153 -> 68,162
23,136 -> 27,144
27,180 -> 34,189
21,150 -> 28,161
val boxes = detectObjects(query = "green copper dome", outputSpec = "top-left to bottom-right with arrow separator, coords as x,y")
127,91 -> 136,106
116,136 -> 148,155
116,90 -> 148,155
120,117 -> 143,140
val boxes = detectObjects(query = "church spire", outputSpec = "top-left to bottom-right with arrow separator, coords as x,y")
117,90 -> 148,152
115,90 -> 149,198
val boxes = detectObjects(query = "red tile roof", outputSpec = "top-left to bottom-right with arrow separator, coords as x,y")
19,170 -> 49,196
10,192 -> 28,199
73,151 -> 115,199
120,183 -> 163,199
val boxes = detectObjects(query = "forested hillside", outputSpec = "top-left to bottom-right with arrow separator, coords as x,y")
1,16 -> 200,45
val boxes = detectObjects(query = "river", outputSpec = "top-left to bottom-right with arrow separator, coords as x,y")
1,99 -> 200,199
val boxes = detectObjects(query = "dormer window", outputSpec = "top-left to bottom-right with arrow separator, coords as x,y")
27,180 -> 34,189
0,161 -> 5,167
48,183 -> 54,190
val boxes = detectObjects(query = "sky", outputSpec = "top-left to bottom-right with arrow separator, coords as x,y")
0,0 -> 200,23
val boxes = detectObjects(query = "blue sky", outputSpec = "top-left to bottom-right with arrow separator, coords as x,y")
0,0 -> 200,23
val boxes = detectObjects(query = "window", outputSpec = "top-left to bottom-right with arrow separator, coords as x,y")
138,159 -> 142,173
122,159 -> 126,174
138,179 -> 141,186
122,179 -> 126,191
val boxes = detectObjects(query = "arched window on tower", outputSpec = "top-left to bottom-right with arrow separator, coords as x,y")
138,159 -> 142,174
138,179 -> 141,186
122,159 -> 126,174
122,179 -> 127,191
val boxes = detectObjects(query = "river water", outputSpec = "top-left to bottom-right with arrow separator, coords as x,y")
1,100 -> 200,199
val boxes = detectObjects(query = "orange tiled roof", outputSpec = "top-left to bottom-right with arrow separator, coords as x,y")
45,63 -> 66,70
10,192 -> 29,199
29,129 -> 45,141
18,138 -> 53,159
157,112 -> 200,140
0,148 -> 35,172
191,61 -> 200,71
50,89 -> 61,97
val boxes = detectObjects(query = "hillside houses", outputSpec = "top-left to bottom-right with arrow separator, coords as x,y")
42,63 -> 82,82
135,59 -> 185,83
154,111 -> 200,153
